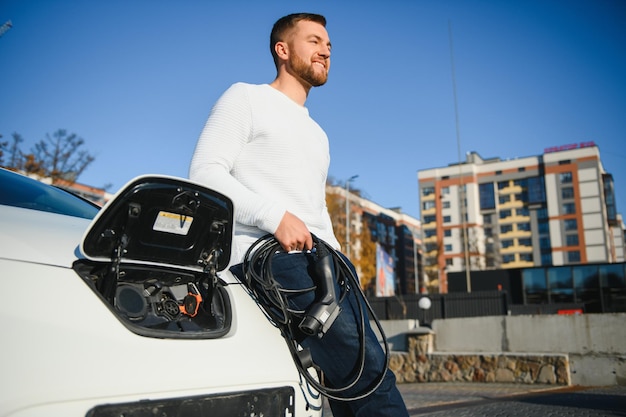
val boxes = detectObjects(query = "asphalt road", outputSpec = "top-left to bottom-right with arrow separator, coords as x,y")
323,382 -> 626,416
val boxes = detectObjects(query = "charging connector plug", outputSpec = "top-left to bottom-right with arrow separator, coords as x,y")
298,241 -> 341,338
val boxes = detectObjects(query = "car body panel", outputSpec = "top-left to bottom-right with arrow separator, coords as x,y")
1,258 -> 318,416
0,205 -> 89,267
0,170 -> 321,416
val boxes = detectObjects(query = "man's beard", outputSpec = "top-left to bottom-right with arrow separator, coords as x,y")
289,53 -> 328,87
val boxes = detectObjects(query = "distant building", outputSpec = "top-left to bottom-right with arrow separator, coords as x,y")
54,178 -> 112,206
326,185 -> 424,295
418,142 -> 625,293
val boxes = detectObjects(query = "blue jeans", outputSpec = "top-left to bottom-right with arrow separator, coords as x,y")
232,251 -> 409,417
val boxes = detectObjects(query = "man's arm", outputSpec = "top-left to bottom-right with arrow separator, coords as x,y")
189,83 -> 311,251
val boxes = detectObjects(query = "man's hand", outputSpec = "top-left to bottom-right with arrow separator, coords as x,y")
274,211 -> 313,252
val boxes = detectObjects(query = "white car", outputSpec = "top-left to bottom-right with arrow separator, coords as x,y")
0,168 -> 322,417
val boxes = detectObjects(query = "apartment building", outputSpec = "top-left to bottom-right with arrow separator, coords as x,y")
418,142 -> 625,293
326,185 -> 423,295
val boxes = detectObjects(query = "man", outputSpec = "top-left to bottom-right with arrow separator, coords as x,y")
189,13 -> 409,416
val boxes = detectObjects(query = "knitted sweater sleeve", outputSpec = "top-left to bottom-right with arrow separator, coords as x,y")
189,84 -> 286,234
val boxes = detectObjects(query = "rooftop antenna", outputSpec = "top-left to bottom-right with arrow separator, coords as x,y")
449,19 -> 472,293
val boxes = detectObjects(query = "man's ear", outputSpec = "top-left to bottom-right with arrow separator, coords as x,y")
274,41 -> 289,61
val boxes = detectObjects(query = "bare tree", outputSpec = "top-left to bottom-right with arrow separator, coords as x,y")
0,134 -> 6,166
0,133 -> 25,170
1,129 -> 95,184
32,129 -> 94,182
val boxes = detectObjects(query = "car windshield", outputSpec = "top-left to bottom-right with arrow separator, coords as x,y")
0,169 -> 100,219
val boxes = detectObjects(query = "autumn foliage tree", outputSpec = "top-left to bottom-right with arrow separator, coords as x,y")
0,129 -> 94,184
354,222 -> 376,292
325,182 -> 376,291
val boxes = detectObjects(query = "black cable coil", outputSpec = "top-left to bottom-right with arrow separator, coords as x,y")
241,234 -> 390,401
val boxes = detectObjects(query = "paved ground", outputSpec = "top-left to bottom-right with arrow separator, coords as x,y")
323,382 -> 626,416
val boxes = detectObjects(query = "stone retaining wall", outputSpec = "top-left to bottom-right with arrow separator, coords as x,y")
388,335 -> 570,385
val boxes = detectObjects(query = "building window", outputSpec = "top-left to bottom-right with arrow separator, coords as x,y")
523,268 -> 547,303
443,216 -> 451,223
444,244 -> 453,252
564,219 -> 577,231
423,200 -> 436,210
423,215 -> 436,224
566,234 -> 579,246
483,214 -> 492,224
517,222 -> 531,231
500,224 -> 513,234
442,201 -> 451,209
520,253 -> 533,262
515,193 -> 528,203
479,183 -> 495,210
424,229 -> 437,238
498,181 -> 508,190
539,237 -> 551,249
502,254 -> 515,263
547,267 -> 575,303
516,207 -> 530,217
499,195 -> 510,205
499,209 -> 512,219
441,187 -> 450,195
518,167 -> 526,172
495,170 -> 502,175
519,238 -> 532,246
568,251 -> 581,263
562,187 -> 574,199
445,258 -> 453,266
604,175 -> 618,223
422,187 -> 435,196
560,172 -> 573,184
444,229 -> 452,237
559,160 -> 571,165
538,221 -> 549,234
541,253 -> 553,265
527,176 -> 546,204
501,239 -> 514,248
563,203 -> 576,214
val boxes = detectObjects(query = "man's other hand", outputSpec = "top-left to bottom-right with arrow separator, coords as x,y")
274,211 -> 313,252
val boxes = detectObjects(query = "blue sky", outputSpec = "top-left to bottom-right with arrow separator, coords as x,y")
1,0 -> 625,220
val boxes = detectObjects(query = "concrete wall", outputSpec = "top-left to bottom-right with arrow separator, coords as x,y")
431,313 -> 626,386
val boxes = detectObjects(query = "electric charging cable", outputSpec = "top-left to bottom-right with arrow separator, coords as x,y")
241,234 -> 390,402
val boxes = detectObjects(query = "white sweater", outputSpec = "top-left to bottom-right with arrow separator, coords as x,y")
189,83 -> 340,263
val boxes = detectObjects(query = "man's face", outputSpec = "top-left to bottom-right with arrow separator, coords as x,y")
286,20 -> 331,87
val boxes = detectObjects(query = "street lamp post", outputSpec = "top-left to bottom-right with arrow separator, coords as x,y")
345,175 -> 358,258
418,296 -> 432,327
413,235 -> 418,294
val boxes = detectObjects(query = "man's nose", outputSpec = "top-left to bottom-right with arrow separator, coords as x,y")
319,44 -> 331,58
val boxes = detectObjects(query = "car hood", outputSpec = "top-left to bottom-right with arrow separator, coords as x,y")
80,175 -> 233,273
0,205 -> 90,267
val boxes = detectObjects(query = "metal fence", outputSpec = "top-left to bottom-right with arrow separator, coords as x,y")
366,290 -> 509,324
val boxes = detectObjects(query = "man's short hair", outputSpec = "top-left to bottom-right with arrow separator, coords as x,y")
270,13 -> 326,67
